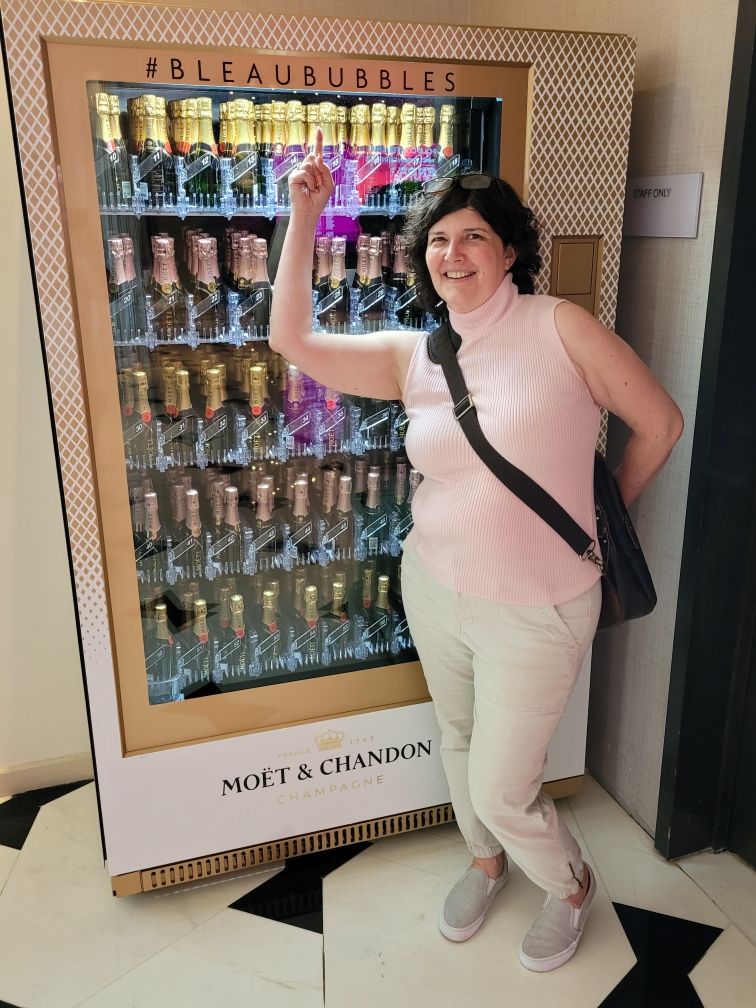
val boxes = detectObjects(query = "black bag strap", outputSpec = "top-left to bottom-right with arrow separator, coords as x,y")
430,321 -> 601,566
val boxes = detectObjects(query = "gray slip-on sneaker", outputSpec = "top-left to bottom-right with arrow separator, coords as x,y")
439,862 -> 510,942
519,863 -> 596,972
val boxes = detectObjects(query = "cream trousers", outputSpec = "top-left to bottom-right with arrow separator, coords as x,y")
401,542 -> 602,899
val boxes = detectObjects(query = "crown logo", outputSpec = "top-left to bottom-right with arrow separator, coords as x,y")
316,728 -> 345,751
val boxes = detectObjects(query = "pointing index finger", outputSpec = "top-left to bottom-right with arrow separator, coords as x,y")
314,126 -> 324,157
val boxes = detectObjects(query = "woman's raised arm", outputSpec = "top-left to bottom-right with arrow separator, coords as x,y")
269,129 -> 419,400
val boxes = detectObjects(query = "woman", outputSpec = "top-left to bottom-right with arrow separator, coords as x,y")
270,133 -> 683,972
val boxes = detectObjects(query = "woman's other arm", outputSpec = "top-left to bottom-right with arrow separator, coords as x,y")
269,130 -> 418,399
555,301 -> 684,505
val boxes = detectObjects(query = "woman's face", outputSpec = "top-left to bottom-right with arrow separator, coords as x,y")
425,207 -> 516,314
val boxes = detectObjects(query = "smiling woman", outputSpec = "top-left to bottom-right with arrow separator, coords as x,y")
269,151 -> 683,974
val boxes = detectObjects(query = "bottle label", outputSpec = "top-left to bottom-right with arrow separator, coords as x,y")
133,148 -> 165,183
320,407 -> 345,435
315,286 -> 346,315
151,290 -> 179,319
360,407 -> 390,432
324,620 -> 351,648
216,636 -> 245,662
397,511 -> 414,537
253,525 -> 277,551
242,412 -> 269,441
184,151 -> 214,181
354,152 -> 384,184
194,289 -> 221,318
357,282 -> 386,314
123,420 -> 149,445
291,625 -> 317,652
135,538 -> 159,562
172,534 -> 198,561
232,151 -> 258,183
203,413 -> 228,442
180,640 -> 207,666
323,518 -> 349,545
239,288 -> 268,316
145,643 -> 169,669
363,614 -> 389,640
289,521 -> 313,547
210,530 -> 237,558
362,514 -> 388,540
394,155 -> 423,184
257,628 -> 280,656
160,418 -> 189,445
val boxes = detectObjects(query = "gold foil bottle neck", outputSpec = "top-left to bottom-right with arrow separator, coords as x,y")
218,586 -> 233,625
337,475 -> 353,513
262,589 -> 277,627
256,480 -> 273,522
304,585 -> 318,624
376,574 -> 390,608
293,478 -> 309,519
193,599 -> 209,639
205,367 -> 223,414
230,594 -> 245,635
185,488 -> 201,537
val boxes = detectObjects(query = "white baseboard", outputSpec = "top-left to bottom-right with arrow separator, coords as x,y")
0,752 -> 94,798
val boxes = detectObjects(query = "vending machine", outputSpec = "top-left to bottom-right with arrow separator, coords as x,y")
0,0 -> 635,895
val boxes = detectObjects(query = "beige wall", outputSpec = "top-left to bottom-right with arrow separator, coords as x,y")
0,66 -> 91,797
2,0 -> 740,832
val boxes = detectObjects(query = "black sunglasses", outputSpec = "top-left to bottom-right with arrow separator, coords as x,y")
423,173 -> 496,196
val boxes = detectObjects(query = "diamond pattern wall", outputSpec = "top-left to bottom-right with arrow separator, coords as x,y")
1,0 -> 634,674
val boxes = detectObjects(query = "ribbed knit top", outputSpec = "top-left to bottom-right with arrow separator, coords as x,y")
402,274 -> 602,605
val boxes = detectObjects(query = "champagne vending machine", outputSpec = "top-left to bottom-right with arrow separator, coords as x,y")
0,0 -> 635,894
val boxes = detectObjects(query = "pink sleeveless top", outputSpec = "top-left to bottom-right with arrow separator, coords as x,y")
402,274 -> 602,605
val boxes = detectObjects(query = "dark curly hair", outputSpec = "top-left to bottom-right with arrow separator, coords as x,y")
402,176 -> 542,316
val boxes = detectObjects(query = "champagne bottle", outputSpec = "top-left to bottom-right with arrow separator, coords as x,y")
270,100 -> 287,162
136,491 -> 166,583
313,235 -> 332,313
209,484 -> 244,576
246,238 -> 272,333
145,602 -> 181,704
185,96 -> 220,204
399,102 -> 417,159
386,104 -> 401,158
306,103 -> 320,152
289,584 -> 320,667
194,236 -> 223,337
149,236 -> 185,339
283,364 -> 313,449
92,92 -> 131,206
232,98 -> 258,202
161,368 -> 197,466
242,364 -> 276,459
321,236 -> 349,332
135,94 -> 177,205
200,366 -> 232,464
251,588 -> 281,673
360,470 -> 390,557
214,593 -> 251,685
350,103 -> 372,205
320,578 -> 353,665
287,477 -> 317,560
218,101 -> 232,159
321,473 -> 356,561
319,385 -> 345,455
360,235 -> 386,329
124,369 -> 156,465
438,103 -> 456,160
170,487 -> 204,581
179,598 -> 212,694
249,479 -> 281,571
284,100 -> 306,156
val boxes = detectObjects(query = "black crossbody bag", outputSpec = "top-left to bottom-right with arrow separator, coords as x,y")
428,321 -> 657,630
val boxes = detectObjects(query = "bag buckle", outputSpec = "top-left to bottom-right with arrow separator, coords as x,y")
582,541 -> 605,571
453,394 -> 475,421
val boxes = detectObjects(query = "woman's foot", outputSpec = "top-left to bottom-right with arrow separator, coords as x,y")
439,854 -> 509,942
519,863 -> 596,972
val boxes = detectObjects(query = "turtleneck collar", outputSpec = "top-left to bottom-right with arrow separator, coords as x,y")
448,272 -> 518,341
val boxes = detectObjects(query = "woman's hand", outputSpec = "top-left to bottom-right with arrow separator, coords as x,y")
288,127 -> 335,223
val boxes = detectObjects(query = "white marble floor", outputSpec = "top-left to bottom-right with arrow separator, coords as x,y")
0,775 -> 755,1007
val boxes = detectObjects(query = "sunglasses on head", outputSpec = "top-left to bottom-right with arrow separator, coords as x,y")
423,173 -> 496,196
